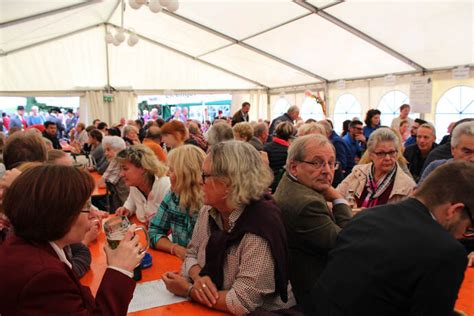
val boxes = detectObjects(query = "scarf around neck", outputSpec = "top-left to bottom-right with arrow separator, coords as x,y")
362,163 -> 397,208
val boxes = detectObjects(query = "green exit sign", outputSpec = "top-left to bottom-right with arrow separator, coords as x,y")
103,95 -> 113,102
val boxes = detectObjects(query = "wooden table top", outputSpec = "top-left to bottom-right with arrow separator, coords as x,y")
81,217 -> 228,315
81,216 -> 474,316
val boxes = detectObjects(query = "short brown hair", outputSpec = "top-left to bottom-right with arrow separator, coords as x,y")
3,130 -> 48,170
47,149 -> 68,163
414,161 -> 474,213
88,129 -> 103,142
4,165 -> 95,242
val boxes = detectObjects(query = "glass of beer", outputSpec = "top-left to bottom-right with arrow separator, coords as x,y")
103,216 -> 149,252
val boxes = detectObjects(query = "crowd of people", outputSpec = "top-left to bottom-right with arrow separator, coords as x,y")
0,100 -> 473,315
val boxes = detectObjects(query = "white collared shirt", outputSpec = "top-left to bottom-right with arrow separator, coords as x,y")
49,241 -> 72,269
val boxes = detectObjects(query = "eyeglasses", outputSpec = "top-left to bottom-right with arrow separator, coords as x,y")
81,200 -> 92,214
298,159 -> 339,170
201,172 -> 217,184
372,150 -> 398,158
464,206 -> 474,227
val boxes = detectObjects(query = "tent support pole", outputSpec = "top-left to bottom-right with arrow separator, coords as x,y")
105,23 -> 268,89
162,11 -> 328,82
0,0 -> 101,28
293,0 -> 426,72
2,24 -> 102,56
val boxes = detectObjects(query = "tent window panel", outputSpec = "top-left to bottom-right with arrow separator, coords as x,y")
377,90 -> 418,127
272,96 -> 290,120
333,93 -> 362,135
301,97 -> 324,122
435,86 -> 474,142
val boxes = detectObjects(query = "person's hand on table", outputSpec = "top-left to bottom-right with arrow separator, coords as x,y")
162,272 -> 191,297
468,252 -> 474,267
192,275 -> 219,307
105,225 -> 144,273
115,207 -> 130,217
168,243 -> 187,260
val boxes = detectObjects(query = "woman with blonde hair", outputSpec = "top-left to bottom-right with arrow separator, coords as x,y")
232,122 -> 254,142
338,128 -> 415,208
297,122 -> 326,137
115,145 -> 170,223
149,145 -> 206,259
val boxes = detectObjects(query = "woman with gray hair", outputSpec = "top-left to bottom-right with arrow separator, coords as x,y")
162,141 -> 296,315
101,136 -> 129,212
337,128 -> 415,208
206,122 -> 234,147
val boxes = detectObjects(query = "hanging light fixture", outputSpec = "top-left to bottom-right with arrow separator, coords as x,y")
148,0 -> 162,13
167,0 -> 179,12
106,0 -> 180,47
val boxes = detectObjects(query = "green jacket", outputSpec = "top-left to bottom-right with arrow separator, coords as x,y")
273,172 -> 352,302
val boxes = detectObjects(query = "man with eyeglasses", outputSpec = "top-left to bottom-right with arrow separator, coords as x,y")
304,161 -> 474,315
273,134 -> 352,305
343,120 -> 366,164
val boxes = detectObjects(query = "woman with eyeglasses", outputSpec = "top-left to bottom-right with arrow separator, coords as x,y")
161,141 -> 296,315
337,128 -> 416,208
0,165 -> 143,315
115,145 -> 170,224
149,145 -> 206,259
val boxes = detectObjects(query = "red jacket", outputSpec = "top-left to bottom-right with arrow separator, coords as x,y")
0,235 -> 135,315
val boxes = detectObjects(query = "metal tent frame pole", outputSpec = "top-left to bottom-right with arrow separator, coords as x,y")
1,24 -> 102,56
293,0 -> 426,72
162,10 -> 328,83
106,23 -> 268,89
0,0 -> 101,28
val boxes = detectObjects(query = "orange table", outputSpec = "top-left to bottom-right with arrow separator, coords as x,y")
81,218 -> 228,316
81,217 -> 473,316
456,267 -> 474,315
90,171 -> 107,197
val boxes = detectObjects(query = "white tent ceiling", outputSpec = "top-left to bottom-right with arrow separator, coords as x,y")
0,0 -> 472,92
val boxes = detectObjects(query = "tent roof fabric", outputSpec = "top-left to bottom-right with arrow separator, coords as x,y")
0,0 -> 472,92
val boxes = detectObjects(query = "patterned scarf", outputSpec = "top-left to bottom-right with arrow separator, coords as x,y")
361,163 -> 397,208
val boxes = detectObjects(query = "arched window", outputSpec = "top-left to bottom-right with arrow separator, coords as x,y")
377,90 -> 412,127
333,93 -> 362,134
435,85 -> 474,142
300,96 -> 324,122
272,96 -> 290,119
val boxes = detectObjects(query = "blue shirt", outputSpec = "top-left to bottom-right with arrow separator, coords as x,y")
404,135 -> 416,147
363,125 -> 380,140
418,158 -> 450,185
343,134 -> 363,158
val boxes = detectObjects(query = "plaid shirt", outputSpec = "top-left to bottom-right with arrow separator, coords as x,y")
149,191 -> 198,248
